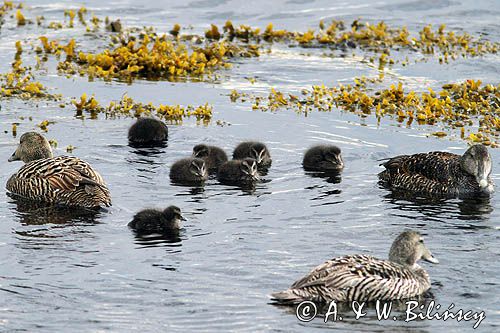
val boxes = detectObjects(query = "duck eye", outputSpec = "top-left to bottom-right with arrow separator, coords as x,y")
419,239 -> 424,243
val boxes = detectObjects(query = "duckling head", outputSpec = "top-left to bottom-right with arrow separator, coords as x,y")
163,205 -> 186,227
8,132 -> 53,163
189,158 -> 207,178
241,158 -> 260,181
323,146 -> 344,170
249,143 -> 270,164
388,231 -> 439,268
193,144 -> 209,158
460,145 -> 492,191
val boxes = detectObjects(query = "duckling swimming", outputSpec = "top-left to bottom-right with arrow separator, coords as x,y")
169,157 -> 208,184
232,141 -> 272,170
7,132 -> 111,209
379,145 -> 494,198
192,144 -> 228,173
128,118 -> 168,147
217,158 -> 259,185
271,231 -> 438,304
128,206 -> 185,233
303,145 -> 344,172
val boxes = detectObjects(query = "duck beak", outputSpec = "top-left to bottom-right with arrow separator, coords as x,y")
477,156 -> 491,189
8,151 -> 19,162
422,247 -> 439,264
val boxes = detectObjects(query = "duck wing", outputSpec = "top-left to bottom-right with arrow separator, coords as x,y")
381,152 -> 459,182
272,255 -> 427,303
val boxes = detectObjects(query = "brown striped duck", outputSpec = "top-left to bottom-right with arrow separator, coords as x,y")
7,132 -> 111,209
379,145 -> 494,198
271,231 -> 438,304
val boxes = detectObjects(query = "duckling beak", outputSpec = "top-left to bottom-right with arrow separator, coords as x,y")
8,152 -> 19,162
179,214 -> 187,221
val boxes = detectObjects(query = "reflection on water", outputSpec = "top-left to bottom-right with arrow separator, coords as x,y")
305,171 -> 343,203
0,0 -> 499,331
8,194 -> 100,226
381,187 -> 493,222
305,170 -> 342,184
128,141 -> 168,150
273,295 -> 438,327
132,230 -> 183,249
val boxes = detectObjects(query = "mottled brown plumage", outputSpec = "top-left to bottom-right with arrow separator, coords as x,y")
379,145 -> 494,198
7,132 -> 111,209
271,231 -> 438,304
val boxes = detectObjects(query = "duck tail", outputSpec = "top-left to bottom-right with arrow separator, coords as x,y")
270,289 -> 305,305
84,184 -> 112,208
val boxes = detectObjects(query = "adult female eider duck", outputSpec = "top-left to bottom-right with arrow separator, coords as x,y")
378,145 -> 494,198
7,132 -> 111,209
271,231 -> 438,304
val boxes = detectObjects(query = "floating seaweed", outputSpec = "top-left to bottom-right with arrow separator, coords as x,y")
230,79 -> 500,146
0,58 -> 60,100
39,33 -> 260,82
71,94 -> 212,123
209,20 -> 498,61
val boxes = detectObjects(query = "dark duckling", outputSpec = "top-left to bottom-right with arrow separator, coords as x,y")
128,206 -> 185,233
379,144 -> 494,198
217,158 -> 259,185
170,157 -> 208,184
128,118 -> 168,147
303,145 -> 344,172
192,144 -> 228,173
232,141 -> 272,170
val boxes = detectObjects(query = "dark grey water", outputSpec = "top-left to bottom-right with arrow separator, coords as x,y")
0,0 -> 499,332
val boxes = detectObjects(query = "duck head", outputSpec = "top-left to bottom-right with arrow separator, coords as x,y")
193,144 -> 210,159
189,158 -> 207,178
241,158 -> 260,181
323,146 -> 344,170
460,145 -> 492,192
9,132 -> 53,163
163,205 -> 186,227
388,231 -> 439,268
249,143 -> 270,165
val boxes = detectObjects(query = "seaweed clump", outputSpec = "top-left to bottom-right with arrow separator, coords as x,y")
209,20 -> 498,61
230,79 -> 500,146
51,33 -> 260,82
0,58 -> 60,100
72,94 -> 212,123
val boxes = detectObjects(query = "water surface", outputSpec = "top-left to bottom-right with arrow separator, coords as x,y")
0,0 -> 499,332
